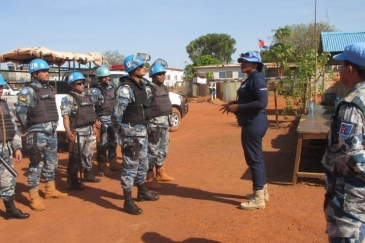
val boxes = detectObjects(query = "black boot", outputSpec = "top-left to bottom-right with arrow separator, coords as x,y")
3,196 -> 30,220
136,183 -> 159,202
123,190 -> 142,215
66,173 -> 84,191
83,169 -> 101,183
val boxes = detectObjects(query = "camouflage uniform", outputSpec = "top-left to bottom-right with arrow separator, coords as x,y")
0,103 -> 22,200
147,83 -> 170,169
91,85 -> 118,165
322,82 -> 365,242
60,91 -> 96,173
16,80 -> 59,189
112,78 -> 152,190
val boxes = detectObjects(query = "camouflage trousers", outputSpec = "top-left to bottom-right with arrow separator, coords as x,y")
26,131 -> 58,190
147,125 -> 169,170
96,123 -> 117,163
120,135 -> 148,190
0,143 -> 15,200
69,133 -> 96,172
325,195 -> 365,243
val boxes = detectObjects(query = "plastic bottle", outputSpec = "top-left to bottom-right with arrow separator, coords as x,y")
308,99 -> 314,116
335,96 -> 340,109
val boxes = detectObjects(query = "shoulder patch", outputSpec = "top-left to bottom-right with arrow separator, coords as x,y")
20,88 -> 28,94
122,86 -> 129,95
339,122 -> 354,140
19,96 -> 27,102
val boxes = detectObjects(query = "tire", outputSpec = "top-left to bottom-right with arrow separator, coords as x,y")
169,107 -> 181,132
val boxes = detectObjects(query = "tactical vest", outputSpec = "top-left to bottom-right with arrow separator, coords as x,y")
148,83 -> 172,118
122,78 -> 150,125
69,92 -> 97,129
0,100 -> 16,143
96,86 -> 116,116
28,84 -> 58,125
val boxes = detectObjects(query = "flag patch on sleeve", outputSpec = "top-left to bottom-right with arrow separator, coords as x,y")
339,122 -> 353,140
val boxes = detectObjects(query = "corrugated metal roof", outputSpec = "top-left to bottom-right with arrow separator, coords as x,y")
321,32 -> 365,52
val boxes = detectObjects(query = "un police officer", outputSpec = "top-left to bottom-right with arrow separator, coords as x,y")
145,63 -> 175,189
91,66 -> 120,178
112,54 -> 159,215
322,42 -> 365,242
220,51 -> 269,210
61,72 -> 101,190
16,59 -> 68,211
0,75 -> 29,219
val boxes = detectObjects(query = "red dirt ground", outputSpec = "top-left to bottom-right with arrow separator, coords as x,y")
0,93 -> 327,243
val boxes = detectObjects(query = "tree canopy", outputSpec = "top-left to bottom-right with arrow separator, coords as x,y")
103,50 -> 125,65
193,55 -> 222,66
186,33 -> 236,64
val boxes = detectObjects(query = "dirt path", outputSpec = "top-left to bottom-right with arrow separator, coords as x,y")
0,94 -> 327,243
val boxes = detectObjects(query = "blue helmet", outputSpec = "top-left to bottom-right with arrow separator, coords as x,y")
68,72 -> 85,85
95,66 -> 110,79
29,59 -> 50,73
0,74 -> 7,85
237,51 -> 262,64
124,54 -> 145,73
149,64 -> 166,77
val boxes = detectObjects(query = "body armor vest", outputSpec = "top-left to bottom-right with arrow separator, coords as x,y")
0,100 -> 16,143
28,84 -> 58,125
69,92 -> 97,129
148,84 -> 172,118
96,86 -> 116,116
122,78 -> 150,125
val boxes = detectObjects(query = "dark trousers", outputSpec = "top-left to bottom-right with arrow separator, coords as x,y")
240,113 -> 268,190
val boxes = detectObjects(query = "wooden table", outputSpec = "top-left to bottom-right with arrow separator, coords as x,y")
292,113 -> 332,185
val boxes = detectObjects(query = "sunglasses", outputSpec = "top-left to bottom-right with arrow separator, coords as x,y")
74,82 -> 85,86
156,73 -> 165,76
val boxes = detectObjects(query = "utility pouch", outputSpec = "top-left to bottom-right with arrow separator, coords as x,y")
148,126 -> 161,143
123,137 -> 140,160
29,132 -> 42,166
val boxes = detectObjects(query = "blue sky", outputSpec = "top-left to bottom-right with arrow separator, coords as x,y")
0,0 -> 364,69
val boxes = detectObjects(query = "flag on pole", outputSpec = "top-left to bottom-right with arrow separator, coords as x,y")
258,39 -> 269,50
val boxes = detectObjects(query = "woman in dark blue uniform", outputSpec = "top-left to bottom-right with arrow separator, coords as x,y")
220,51 -> 269,210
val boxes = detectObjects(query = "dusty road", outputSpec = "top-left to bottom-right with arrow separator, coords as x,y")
0,94 -> 327,243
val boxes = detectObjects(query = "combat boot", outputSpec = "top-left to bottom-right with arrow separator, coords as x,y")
97,162 -> 114,177
44,181 -> 68,199
239,189 -> 266,210
109,158 -> 122,171
145,171 -> 162,189
156,166 -> 175,181
29,188 -> 45,211
244,184 -> 269,203
83,169 -> 101,183
3,196 -> 30,220
136,183 -> 159,202
66,173 -> 84,191
123,189 -> 142,215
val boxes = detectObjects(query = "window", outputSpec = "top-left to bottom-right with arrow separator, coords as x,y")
226,71 -> 233,79
167,75 -> 170,80
219,72 -> 225,79
239,72 -> 245,78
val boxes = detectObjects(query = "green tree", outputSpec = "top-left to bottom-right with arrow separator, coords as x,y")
193,55 -> 222,66
102,50 -> 125,65
186,33 -> 236,64
285,22 -> 337,57
262,27 -> 295,125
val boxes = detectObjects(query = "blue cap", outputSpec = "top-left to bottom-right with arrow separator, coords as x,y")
237,51 -> 262,64
333,42 -> 365,67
